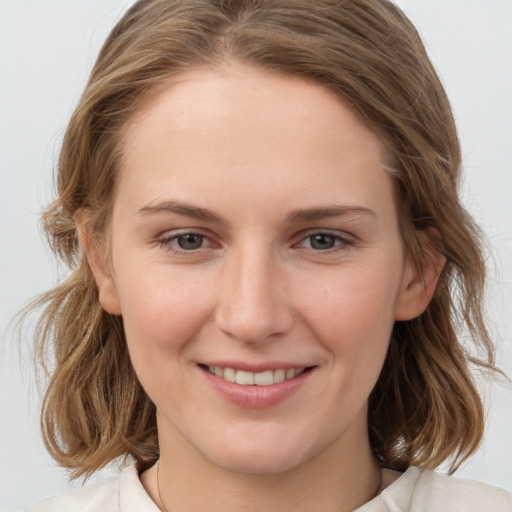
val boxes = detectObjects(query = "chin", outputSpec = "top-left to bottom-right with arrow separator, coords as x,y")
214,450 -> 306,475
199,432 -> 316,476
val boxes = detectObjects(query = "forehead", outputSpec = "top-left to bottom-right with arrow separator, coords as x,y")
117,62 -> 396,222
124,62 -> 389,156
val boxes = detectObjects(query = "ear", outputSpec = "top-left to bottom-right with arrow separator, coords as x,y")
77,219 -> 122,316
394,228 -> 446,321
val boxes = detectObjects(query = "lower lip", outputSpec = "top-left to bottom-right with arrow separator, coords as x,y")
201,367 -> 314,409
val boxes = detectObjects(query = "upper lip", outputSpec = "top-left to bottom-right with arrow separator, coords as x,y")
199,361 -> 315,372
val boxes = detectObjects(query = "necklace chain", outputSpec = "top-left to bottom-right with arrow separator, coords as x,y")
156,459 -> 170,512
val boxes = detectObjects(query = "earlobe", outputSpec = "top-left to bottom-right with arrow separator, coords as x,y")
394,229 -> 446,321
77,221 -> 122,316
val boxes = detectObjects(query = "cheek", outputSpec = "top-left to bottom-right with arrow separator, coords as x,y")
114,266 -> 215,364
298,266 -> 400,372
115,270 -> 218,413
304,269 -> 399,332
288,268 -> 401,437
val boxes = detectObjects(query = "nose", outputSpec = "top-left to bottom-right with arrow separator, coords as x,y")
214,248 -> 294,344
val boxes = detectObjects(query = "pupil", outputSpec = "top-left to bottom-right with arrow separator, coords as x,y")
310,234 -> 335,250
178,234 -> 203,250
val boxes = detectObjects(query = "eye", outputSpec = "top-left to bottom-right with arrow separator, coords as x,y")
308,233 -> 338,250
174,233 -> 205,250
158,231 -> 212,253
298,231 -> 352,252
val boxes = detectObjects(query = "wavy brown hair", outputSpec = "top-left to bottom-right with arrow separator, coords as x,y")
31,0 -> 495,479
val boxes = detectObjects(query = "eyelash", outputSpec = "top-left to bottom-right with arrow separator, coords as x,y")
156,230 -> 354,256
157,231 -> 213,254
295,231 -> 353,253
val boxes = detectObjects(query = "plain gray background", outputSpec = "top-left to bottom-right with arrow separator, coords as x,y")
1,1 -> 511,510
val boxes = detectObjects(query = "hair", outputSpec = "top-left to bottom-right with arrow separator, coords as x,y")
31,0 -> 496,479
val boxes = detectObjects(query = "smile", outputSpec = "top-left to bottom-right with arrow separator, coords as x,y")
207,366 -> 307,386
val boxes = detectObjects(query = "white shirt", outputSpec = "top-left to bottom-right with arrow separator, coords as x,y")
27,464 -> 512,511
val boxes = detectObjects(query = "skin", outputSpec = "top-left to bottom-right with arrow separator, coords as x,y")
83,62 -> 442,512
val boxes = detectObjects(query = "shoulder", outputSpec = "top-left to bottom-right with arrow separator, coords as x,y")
410,468 -> 512,512
26,464 -> 159,512
26,472 -> 119,512
368,466 -> 512,512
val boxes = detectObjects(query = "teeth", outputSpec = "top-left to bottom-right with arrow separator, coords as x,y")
207,366 -> 307,385
223,367 -> 236,383
254,370 -> 273,386
236,370 -> 255,385
273,369 -> 285,384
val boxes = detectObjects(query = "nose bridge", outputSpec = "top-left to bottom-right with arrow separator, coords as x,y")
215,243 -> 292,343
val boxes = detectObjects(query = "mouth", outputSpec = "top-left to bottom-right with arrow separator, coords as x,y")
199,363 -> 316,408
201,365 -> 314,386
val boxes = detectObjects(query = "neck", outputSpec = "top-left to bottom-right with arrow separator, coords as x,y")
142,416 -> 381,512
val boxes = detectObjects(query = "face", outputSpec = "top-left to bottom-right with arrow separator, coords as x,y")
90,62 -> 426,475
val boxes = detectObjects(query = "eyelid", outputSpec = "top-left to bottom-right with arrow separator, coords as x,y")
155,228 -> 355,255
296,228 -> 354,241
157,228 -> 219,254
294,229 -> 355,251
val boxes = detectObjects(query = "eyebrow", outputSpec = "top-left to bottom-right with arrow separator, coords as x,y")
137,200 -> 375,223
137,200 -> 222,222
288,205 -> 376,222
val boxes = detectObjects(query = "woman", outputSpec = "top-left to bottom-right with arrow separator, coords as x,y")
26,0 -> 512,510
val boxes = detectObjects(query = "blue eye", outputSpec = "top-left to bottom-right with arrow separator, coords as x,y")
158,232 -> 209,253
308,233 -> 337,250
299,232 -> 351,252
174,233 -> 205,250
